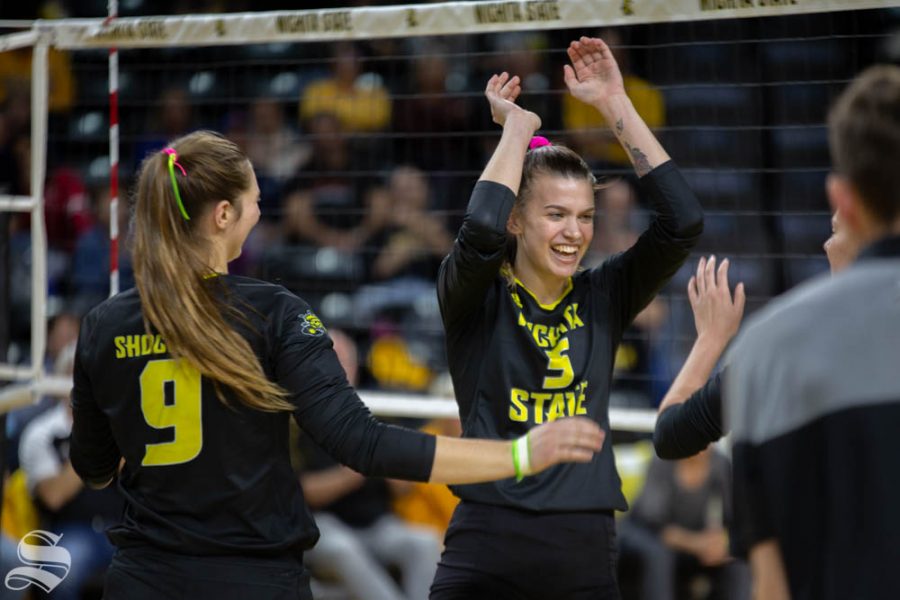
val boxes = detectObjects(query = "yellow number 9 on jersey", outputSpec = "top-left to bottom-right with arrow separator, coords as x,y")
140,358 -> 203,466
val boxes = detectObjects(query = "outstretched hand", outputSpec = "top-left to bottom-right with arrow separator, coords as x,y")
526,416 -> 605,474
563,36 -> 626,107
485,72 -> 541,131
687,255 -> 746,345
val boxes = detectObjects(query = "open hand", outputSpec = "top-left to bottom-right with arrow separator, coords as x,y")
563,37 -> 626,107
485,72 -> 541,131
526,416 -> 605,474
688,255 -> 746,345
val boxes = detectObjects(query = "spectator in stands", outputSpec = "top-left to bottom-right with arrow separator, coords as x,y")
5,311 -> 82,472
393,41 -> 473,178
351,166 -> 452,321
562,28 -> 664,171
245,95 -> 311,193
619,449 -> 751,600
300,42 -> 391,133
487,32 -> 557,129
70,184 -> 134,312
4,135 -> 87,313
0,47 -> 74,116
300,329 -> 442,600
18,342 -> 123,600
368,166 -> 452,281
283,113 -> 373,248
0,83 -> 30,151
133,87 -> 193,169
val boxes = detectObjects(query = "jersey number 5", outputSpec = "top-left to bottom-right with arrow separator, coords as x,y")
139,358 -> 203,466
543,338 -> 574,389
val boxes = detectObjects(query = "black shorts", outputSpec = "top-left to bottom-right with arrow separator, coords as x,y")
430,501 -> 621,600
103,546 -> 312,600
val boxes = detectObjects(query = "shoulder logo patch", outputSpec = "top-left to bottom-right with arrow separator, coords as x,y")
299,310 -> 326,337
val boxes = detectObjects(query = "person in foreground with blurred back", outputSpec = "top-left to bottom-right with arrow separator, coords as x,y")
68,130 -> 604,600
432,36 -> 703,599
726,64 -> 900,600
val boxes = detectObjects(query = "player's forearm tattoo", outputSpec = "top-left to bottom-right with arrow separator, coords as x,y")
624,141 -> 652,177
615,118 -> 623,136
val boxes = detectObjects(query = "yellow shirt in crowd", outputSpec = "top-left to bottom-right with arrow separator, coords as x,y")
300,78 -> 391,132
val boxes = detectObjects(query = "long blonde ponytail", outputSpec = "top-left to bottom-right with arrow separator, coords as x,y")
132,131 -> 293,412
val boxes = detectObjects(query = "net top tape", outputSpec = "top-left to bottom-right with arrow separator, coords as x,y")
34,0 -> 897,50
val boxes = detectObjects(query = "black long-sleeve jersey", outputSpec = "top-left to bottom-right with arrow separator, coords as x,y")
654,370 -> 726,460
438,161 -> 702,512
70,275 -> 435,558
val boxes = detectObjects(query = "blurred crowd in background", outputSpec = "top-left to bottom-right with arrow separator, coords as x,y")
0,2 -> 897,598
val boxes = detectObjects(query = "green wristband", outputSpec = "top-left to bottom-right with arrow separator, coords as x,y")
512,437 -> 523,481
512,433 -> 531,482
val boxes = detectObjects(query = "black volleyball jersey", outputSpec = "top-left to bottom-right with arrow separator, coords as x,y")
70,275 -> 435,557
438,161 -> 702,512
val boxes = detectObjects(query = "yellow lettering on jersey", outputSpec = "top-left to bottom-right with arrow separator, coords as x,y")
509,388 -> 529,422
532,392 -> 551,424
563,303 -> 584,329
576,381 -> 588,415
140,358 -> 203,466
532,324 -> 549,348
547,393 -> 565,421
114,334 -> 168,359
515,303 -> 583,349
506,381 -> 590,425
543,338 -> 574,389
545,326 -> 560,348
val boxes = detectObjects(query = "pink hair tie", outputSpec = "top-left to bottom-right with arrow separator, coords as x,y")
528,136 -> 552,150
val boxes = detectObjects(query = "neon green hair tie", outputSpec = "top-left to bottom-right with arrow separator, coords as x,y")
162,147 -> 190,221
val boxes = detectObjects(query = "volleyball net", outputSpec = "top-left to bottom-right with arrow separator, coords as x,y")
1,0 -> 897,430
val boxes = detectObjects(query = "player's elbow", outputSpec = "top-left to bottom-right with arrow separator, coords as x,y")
653,431 -> 681,460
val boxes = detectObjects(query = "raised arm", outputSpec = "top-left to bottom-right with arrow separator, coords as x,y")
479,72 -> 542,190
437,74 -> 541,328
654,257 -> 745,459
659,256 -> 745,414
563,36 -> 668,177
